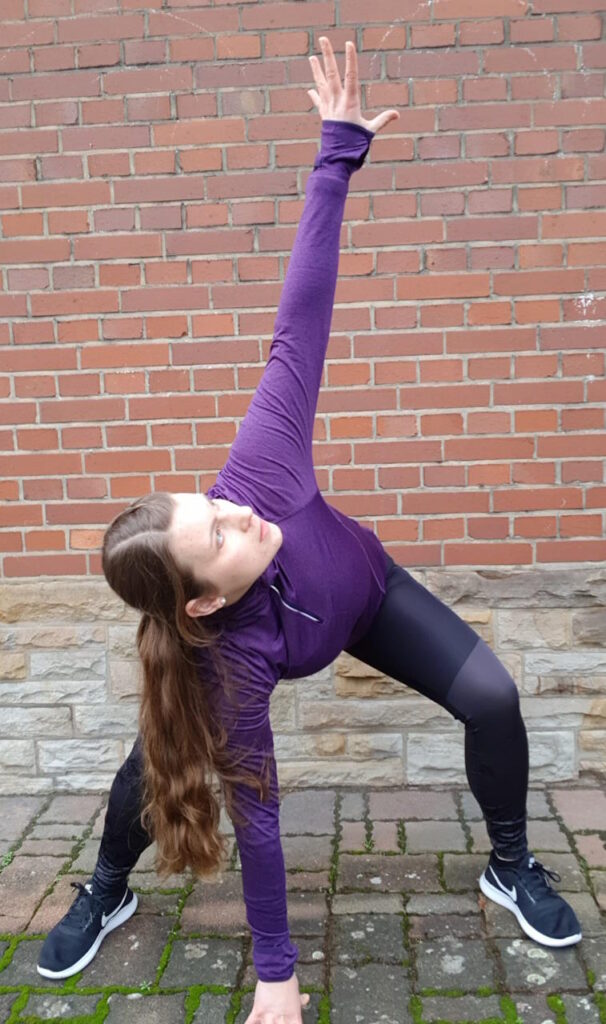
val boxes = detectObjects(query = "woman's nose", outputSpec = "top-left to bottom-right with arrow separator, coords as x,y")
239,506 -> 253,529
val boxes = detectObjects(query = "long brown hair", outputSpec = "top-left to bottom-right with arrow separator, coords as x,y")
101,491 -> 271,879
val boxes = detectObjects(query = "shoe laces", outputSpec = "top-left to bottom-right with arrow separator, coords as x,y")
63,881 -> 104,929
524,855 -> 561,897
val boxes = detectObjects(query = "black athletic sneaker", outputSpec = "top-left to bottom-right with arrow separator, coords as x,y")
37,880 -> 138,979
479,851 -> 582,947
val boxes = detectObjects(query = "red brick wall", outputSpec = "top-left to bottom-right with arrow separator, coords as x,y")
2,1 -> 605,577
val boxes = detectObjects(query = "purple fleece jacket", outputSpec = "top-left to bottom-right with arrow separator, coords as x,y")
200,120 -> 390,982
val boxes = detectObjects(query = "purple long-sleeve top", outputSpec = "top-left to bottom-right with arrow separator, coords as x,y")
200,120 -> 390,982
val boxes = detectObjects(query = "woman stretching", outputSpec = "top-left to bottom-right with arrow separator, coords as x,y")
37,36 -> 581,1024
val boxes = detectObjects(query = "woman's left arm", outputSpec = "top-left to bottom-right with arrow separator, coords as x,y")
214,39 -> 399,521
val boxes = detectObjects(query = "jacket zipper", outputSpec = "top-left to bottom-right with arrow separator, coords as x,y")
269,584 -> 322,623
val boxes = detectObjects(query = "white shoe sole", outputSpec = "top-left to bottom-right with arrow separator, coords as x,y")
36,890 -> 138,979
479,870 -> 582,948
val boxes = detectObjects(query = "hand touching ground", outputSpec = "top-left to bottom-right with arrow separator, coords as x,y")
308,35 -> 400,134
243,974 -> 310,1024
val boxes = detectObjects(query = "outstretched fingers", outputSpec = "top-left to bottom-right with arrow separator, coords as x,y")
319,36 -> 342,99
343,40 -> 359,107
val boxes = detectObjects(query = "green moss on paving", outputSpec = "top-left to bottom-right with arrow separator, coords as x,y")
397,819 -> 407,853
547,994 -> 567,1024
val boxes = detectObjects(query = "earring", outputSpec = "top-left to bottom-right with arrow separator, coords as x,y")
221,597 -> 226,606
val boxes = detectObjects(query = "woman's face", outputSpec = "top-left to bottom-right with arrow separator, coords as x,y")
167,492 -> 283,618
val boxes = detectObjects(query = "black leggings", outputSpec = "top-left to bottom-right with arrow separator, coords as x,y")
95,557 -> 529,886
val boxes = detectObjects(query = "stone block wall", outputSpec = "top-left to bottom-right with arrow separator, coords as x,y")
1,567 -> 604,795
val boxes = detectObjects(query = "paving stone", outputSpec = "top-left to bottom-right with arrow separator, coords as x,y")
286,870 -> 330,892
27,872 -> 89,934
287,892 -> 328,936
480,897 -> 525,939
181,872 -> 247,936
91,802 -> 108,839
576,834 -> 606,867
406,893 -> 479,916
0,855 -> 66,931
0,995 -> 18,1022
565,892 -> 606,937
68,837 -> 99,873
495,936 -> 587,992
338,853 -> 440,893
369,790 -> 457,821
372,821 -> 400,852
191,993 -> 233,1023
106,992 -> 186,1023
414,936 -> 497,992
0,797 -> 44,841
132,891 -> 181,917
332,893 -> 403,915
581,934 -> 606,990
461,789 -> 550,820
234,990 -> 324,1023
340,821 -> 367,851
409,913 -> 483,940
283,834 -> 332,870
0,938 -> 44,985
421,995 -> 502,1021
19,838 -> 76,857
334,913 -> 405,964
340,792 -> 365,820
514,994 -> 558,1024
550,789 -> 606,831
74,914 -> 174,988
21,994 -> 101,1019
443,853 -> 487,891
129,868 -> 191,890
589,870 -> 606,911
330,962 -> 411,1024
160,936 -> 242,988
560,995 -> 602,1023
469,820 -> 572,854
30,822 -> 87,841
405,820 -> 466,853
37,795 -> 103,824
279,789 -> 336,835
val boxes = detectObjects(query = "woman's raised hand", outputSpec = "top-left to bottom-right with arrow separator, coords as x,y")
243,975 -> 310,1024
308,36 -> 400,135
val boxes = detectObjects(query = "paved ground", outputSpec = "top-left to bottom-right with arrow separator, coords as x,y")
0,778 -> 605,1024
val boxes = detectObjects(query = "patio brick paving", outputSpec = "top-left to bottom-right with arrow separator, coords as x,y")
0,778 -> 603,1023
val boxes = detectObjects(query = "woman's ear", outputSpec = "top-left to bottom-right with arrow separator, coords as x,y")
185,595 -> 224,619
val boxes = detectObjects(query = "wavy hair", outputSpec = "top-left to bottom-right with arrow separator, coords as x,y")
101,491 -> 271,879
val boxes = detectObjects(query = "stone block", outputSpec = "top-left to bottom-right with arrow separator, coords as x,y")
30,648 -> 106,680
53,772 -> 118,792
283,835 -> 332,871
0,706 -> 71,738
299,697 -> 451,729
576,834 -> 606,867
38,794 -> 103,824
443,854 -> 487,891
0,775 -> 54,795
372,821 -> 399,851
405,820 -> 466,853
0,740 -> 35,771
0,679 -> 108,704
74,703 -> 139,735
414,935 -> 497,991
191,994 -> 233,1024
494,936 -> 587,992
407,733 -> 466,783
280,788 -> 336,834
181,872 -> 248,936
287,870 -> 330,891
334,913 -> 405,965
106,993 -> 187,1023
337,853 -> 440,893
340,821 -> 366,851
287,892 -> 328,936
0,856 -> 66,932
0,796 -> 44,840
340,792 -> 365,820
278,758 -> 404,787
0,651 -> 26,678
409,913 -> 483,940
551,788 -> 606,830
0,580 -> 131,623
160,937 -> 242,988
421,995 -> 502,1021
332,894 -> 403,915
37,739 -> 122,772
330,963 -> 411,1024
369,789 -> 458,820
75,914 -> 174,988
406,894 -> 479,916
498,609 -> 571,650
22,994 -> 101,1020
269,681 -> 296,730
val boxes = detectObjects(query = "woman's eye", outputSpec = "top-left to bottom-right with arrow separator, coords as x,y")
216,526 -> 224,548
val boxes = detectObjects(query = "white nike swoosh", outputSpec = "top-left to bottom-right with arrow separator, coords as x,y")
101,889 -> 128,928
489,865 -> 517,903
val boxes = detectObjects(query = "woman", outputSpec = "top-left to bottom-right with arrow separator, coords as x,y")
37,36 -> 581,1024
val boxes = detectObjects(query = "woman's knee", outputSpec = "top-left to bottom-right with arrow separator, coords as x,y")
446,638 -> 521,723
